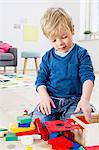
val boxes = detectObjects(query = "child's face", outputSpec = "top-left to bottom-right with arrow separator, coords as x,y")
48,27 -> 73,53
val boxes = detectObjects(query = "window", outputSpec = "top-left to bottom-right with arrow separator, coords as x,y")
90,0 -> 99,32
80,0 -> 99,39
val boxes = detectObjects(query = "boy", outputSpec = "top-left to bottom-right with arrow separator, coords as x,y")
30,8 -> 95,126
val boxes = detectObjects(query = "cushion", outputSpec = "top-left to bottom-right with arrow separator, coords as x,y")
0,43 -> 12,53
21,51 -> 40,58
0,53 -> 14,60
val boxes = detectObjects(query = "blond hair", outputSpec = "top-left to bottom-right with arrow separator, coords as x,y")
41,8 -> 74,38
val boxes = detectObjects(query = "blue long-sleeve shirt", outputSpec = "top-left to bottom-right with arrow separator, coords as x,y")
35,43 -> 95,99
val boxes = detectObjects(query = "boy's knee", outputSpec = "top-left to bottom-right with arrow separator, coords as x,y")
29,110 -> 47,127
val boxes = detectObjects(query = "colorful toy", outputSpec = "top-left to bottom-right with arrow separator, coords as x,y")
71,113 -> 99,147
9,122 -> 35,133
18,122 -> 31,127
5,132 -> 18,141
45,119 -> 82,133
41,128 -> 49,141
34,118 -> 49,141
48,136 -> 73,149
2,109 -> 98,150
16,129 -> 38,136
20,135 -> 34,145
0,128 -> 8,138
17,116 -> 32,124
23,109 -> 29,116
34,118 -> 43,134
49,132 -> 59,139
85,146 -> 99,150
26,146 -> 33,150
63,131 -> 74,140
76,146 -> 84,150
0,128 -> 8,131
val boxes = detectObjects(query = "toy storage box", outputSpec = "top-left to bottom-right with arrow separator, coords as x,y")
71,113 -> 99,147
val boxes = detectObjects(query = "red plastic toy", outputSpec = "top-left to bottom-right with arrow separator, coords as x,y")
45,119 -> 82,133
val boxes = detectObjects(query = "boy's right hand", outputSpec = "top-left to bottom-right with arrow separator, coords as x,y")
37,98 -> 56,115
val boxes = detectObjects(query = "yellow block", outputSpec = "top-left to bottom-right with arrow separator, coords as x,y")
9,122 -> 35,133
26,146 -> 32,150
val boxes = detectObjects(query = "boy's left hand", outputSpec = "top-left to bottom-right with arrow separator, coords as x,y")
74,99 -> 91,122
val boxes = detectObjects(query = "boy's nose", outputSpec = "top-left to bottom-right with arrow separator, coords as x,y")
57,39 -> 64,45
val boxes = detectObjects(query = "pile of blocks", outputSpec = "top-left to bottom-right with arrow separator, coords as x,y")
5,112 -> 49,144
45,119 -> 84,150
44,113 -> 99,150
6,115 -> 35,141
1,112 -> 99,150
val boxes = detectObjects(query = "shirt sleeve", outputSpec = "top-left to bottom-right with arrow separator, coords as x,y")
78,49 -> 95,84
37,85 -> 46,92
35,52 -> 50,90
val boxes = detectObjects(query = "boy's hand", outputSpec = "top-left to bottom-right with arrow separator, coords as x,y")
74,99 -> 91,122
37,98 -> 56,115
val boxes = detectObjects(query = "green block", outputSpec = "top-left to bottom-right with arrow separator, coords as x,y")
17,116 -> 32,124
78,146 -> 84,150
0,128 -> 8,131
5,132 -> 18,141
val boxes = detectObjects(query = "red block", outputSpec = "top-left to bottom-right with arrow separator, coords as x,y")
45,119 -> 82,133
34,118 -> 49,141
48,136 -> 73,149
41,128 -> 49,141
63,131 -> 74,140
85,146 -> 99,150
34,118 -> 43,134
53,145 -> 70,150
16,129 -> 38,136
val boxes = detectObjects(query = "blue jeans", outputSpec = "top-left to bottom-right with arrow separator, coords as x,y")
30,96 -> 79,127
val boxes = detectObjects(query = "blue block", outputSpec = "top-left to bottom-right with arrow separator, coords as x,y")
72,141 -> 81,149
72,142 -> 81,149
49,132 -> 59,139
18,122 -> 31,128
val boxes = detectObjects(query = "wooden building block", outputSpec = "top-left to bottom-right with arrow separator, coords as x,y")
0,128 -> 8,131
63,131 -> 74,140
16,129 -> 38,136
34,118 -> 43,134
41,128 -> 49,141
48,136 -> 73,149
0,128 -> 8,138
71,113 -> 99,147
17,116 -> 32,124
5,132 -> 18,141
78,146 -> 84,150
85,146 -> 99,150
49,132 -> 59,139
26,146 -> 33,150
45,119 -> 82,133
18,122 -> 31,128
9,122 -> 35,133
